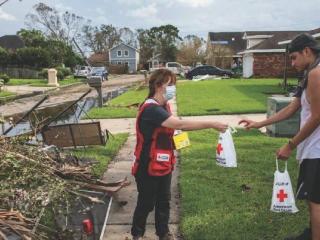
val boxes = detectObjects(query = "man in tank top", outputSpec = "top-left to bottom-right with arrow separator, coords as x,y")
239,33 -> 320,240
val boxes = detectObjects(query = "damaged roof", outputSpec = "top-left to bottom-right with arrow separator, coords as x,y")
208,32 -> 246,53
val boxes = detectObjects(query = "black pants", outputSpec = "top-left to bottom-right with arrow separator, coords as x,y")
131,173 -> 172,237
296,158 -> 320,204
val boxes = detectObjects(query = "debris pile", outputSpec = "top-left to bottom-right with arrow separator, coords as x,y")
0,136 -> 129,239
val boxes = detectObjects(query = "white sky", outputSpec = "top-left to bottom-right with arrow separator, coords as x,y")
0,0 -> 319,38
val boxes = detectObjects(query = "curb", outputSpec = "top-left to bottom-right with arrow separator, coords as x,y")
0,81 -> 86,105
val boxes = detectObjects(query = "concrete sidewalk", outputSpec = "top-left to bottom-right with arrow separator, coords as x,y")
5,85 -> 56,94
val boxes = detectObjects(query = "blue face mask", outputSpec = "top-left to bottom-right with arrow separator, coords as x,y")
163,85 -> 176,101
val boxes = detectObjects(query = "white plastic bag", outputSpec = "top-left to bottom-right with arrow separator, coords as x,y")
270,159 -> 299,213
216,128 -> 237,168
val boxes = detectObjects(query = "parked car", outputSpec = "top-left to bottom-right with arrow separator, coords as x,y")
185,65 -> 234,80
149,62 -> 186,76
74,65 -> 91,78
165,62 -> 184,75
87,67 -> 108,81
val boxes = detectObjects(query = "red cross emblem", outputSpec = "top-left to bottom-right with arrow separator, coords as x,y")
277,189 -> 288,202
216,143 -> 223,155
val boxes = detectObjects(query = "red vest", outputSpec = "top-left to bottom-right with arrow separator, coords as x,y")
132,99 -> 176,177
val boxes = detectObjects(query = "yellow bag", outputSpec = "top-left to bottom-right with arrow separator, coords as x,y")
173,131 -> 191,150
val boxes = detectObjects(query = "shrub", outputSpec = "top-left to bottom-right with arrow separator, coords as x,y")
39,68 -> 48,79
16,47 -> 51,68
0,74 -> 10,84
0,47 -> 9,66
56,67 -> 71,77
57,70 -> 64,81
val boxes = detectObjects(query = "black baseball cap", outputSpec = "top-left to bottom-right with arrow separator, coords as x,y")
288,33 -> 320,53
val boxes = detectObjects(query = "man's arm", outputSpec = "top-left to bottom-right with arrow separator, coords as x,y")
162,116 -> 228,132
239,97 -> 301,129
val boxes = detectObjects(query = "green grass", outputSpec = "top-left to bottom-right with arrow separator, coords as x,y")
70,133 -> 128,177
180,129 -> 308,240
177,78 -> 293,116
7,76 -> 84,87
0,90 -> 15,98
86,78 -> 296,119
86,86 -> 147,119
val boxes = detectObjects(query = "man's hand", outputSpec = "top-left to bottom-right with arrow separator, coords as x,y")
238,119 -> 262,130
276,144 -> 292,160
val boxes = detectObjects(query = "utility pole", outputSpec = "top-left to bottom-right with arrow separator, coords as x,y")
72,38 -> 91,67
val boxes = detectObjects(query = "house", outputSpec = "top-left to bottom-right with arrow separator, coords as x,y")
206,32 -> 246,69
0,35 -> 25,52
109,43 -> 139,73
207,30 -> 320,77
239,31 -> 303,78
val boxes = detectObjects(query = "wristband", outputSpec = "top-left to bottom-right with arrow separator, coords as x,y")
288,140 -> 296,150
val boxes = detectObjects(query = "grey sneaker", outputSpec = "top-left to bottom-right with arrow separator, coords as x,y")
159,232 -> 174,240
284,228 -> 311,240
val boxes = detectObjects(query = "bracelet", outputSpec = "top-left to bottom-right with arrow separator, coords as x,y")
288,140 -> 296,150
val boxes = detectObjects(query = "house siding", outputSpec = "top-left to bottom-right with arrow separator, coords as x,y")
253,53 -> 297,77
109,43 -> 138,72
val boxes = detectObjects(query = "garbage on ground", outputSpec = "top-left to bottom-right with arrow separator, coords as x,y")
192,74 -> 223,81
0,136 -> 130,239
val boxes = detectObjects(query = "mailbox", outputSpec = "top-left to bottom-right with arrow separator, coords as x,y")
88,76 -> 102,88
87,76 -> 103,107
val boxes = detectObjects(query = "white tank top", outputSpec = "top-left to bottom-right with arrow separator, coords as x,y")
296,73 -> 320,162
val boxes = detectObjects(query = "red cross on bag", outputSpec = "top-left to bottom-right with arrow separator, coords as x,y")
277,189 -> 288,202
216,143 -> 223,155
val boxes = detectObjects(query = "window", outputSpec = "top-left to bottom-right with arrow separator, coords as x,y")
124,50 -> 129,56
117,50 -> 122,57
125,62 -> 129,66
117,61 -> 122,65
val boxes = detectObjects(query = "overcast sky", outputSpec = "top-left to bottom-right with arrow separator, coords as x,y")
0,0 -> 319,38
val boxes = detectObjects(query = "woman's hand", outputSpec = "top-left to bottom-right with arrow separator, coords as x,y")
214,122 -> 229,132
238,119 -> 262,130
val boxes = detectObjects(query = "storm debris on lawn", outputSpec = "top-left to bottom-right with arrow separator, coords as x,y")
0,136 -> 130,239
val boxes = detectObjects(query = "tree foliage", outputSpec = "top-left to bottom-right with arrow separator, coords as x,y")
82,24 -> 120,53
17,28 -> 46,47
25,2 -> 88,44
0,29 -> 84,68
137,24 -> 182,65
0,47 -> 9,66
15,47 -> 51,68
177,35 -> 206,66
81,24 -> 137,53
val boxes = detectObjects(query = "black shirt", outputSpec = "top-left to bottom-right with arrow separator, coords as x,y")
137,104 -> 171,175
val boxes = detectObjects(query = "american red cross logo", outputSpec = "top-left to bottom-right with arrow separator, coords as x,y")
216,143 -> 223,155
277,189 -> 288,202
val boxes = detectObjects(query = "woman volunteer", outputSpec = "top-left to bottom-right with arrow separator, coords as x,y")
131,69 -> 228,240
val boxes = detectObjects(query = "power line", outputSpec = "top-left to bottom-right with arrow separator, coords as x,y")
0,0 -> 9,7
